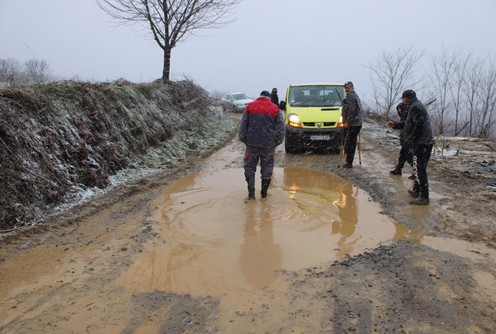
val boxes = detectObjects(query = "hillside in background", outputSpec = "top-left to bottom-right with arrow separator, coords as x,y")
0,80 -> 237,230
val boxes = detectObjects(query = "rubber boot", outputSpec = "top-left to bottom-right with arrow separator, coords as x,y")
246,176 -> 255,200
261,179 -> 271,198
409,197 -> 429,205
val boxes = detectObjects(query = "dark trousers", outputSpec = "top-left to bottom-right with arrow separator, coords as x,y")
397,145 -> 413,170
243,145 -> 275,180
344,126 -> 362,165
412,144 -> 433,198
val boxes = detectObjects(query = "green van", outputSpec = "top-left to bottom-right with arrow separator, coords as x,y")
281,83 -> 346,153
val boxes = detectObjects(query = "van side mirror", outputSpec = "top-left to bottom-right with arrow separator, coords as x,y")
279,101 -> 286,110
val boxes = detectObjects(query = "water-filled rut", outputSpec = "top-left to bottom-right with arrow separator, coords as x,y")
118,167 -> 399,297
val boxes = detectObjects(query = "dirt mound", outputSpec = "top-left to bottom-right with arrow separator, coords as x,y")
0,80 -> 236,231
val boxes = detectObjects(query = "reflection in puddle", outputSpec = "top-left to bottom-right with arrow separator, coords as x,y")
119,167 -> 398,297
240,202 -> 282,288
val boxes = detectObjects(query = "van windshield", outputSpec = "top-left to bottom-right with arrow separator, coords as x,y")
289,85 -> 345,107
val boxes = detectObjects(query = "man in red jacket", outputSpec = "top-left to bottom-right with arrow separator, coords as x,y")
239,90 -> 285,199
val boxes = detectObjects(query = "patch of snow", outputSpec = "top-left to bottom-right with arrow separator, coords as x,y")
109,167 -> 161,186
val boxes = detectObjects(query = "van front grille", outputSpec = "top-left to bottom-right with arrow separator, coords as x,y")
303,122 -> 336,127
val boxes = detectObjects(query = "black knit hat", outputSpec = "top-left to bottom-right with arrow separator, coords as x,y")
402,89 -> 416,98
260,90 -> 271,97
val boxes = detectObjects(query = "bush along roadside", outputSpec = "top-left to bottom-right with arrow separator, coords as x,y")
0,80 -> 237,230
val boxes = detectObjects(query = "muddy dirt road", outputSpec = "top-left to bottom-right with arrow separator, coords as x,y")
1,116 -> 495,333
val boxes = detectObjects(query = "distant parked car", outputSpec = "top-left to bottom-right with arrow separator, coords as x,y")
221,92 -> 253,113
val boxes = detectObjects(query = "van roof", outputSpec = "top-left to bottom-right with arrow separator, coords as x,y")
289,83 -> 345,87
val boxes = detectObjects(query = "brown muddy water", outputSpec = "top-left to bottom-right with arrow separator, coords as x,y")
117,167 -> 399,296
2,144 -> 495,333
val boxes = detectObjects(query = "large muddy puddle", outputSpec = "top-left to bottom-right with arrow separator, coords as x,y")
118,167 -> 400,297
2,160 -> 496,333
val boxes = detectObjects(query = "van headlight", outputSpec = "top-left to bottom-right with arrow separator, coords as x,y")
288,113 -> 302,128
337,115 -> 344,128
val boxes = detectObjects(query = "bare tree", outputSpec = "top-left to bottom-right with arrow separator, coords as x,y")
96,0 -> 242,83
429,48 -> 459,136
0,58 -> 23,83
463,58 -> 485,137
449,52 -> 471,136
476,66 -> 496,138
368,47 -> 423,117
24,59 -> 52,83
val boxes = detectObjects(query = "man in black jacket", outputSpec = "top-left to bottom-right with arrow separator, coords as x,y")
395,90 -> 435,205
270,88 -> 279,107
342,82 -> 364,168
388,102 -> 414,178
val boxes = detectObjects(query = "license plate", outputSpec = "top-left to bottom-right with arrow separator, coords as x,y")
310,135 -> 330,141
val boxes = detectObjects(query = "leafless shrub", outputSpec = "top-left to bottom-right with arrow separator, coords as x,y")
1,58 -> 53,84
369,48 -> 495,140
0,58 -> 23,83
368,47 -> 423,117
24,59 -> 52,84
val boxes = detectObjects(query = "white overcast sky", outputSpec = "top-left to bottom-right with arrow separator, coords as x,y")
1,0 -> 496,102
